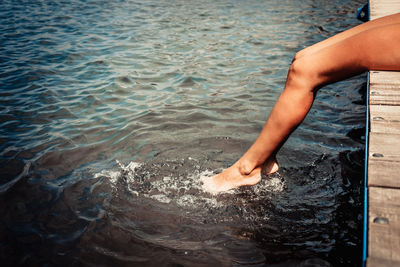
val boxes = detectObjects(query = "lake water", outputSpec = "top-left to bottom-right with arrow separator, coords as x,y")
1,0 -> 366,266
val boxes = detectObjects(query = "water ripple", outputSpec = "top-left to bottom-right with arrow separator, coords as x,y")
1,0 -> 365,266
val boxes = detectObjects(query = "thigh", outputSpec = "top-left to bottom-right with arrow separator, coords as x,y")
297,12 -> 400,59
300,23 -> 400,89
362,23 -> 400,70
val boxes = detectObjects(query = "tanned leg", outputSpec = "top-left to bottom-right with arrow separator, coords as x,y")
202,22 -> 400,193
297,12 -> 400,59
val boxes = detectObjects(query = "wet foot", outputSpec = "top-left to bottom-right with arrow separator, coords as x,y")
201,157 -> 279,194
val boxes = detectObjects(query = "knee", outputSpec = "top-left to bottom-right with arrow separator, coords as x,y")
291,50 -> 302,63
292,48 -> 308,63
286,53 -> 320,91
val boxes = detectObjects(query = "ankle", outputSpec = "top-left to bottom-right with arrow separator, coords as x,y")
237,159 -> 255,175
262,156 -> 279,175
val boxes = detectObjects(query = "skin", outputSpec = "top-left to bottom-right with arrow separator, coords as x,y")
202,13 -> 400,194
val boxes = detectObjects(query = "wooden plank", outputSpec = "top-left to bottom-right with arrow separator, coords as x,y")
367,256 -> 400,267
368,132 -> 400,188
370,105 -> 400,134
368,187 -> 400,261
370,71 -> 400,85
370,0 -> 400,19
367,1 -> 400,265
369,71 -> 400,106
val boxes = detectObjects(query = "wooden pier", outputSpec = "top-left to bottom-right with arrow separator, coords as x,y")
367,1 -> 400,266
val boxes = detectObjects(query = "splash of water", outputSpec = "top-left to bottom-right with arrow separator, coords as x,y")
94,157 -> 286,212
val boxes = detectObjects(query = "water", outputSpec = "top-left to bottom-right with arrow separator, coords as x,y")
1,0 -> 366,266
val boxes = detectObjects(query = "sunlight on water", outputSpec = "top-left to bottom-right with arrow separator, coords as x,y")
1,0 -> 366,265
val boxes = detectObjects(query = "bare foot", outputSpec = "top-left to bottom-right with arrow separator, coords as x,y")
201,157 -> 279,194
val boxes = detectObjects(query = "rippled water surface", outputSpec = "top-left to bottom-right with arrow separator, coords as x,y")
1,0 -> 366,266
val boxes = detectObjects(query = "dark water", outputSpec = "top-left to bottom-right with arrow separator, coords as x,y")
1,0 -> 367,266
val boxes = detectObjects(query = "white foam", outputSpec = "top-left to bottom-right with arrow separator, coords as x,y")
94,169 -> 120,183
264,176 -> 285,192
94,160 -> 141,185
117,160 -> 141,173
151,194 -> 171,204
93,160 -> 284,213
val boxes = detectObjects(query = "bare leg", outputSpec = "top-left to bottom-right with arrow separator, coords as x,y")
202,22 -> 400,193
297,12 -> 400,59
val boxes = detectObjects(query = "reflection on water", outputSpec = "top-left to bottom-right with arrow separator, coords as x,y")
1,0 -> 365,266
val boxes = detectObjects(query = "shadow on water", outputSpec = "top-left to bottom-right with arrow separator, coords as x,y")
0,0 -> 367,265
1,149 -> 364,266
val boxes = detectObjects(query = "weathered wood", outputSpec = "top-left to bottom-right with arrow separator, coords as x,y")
368,187 -> 400,261
370,0 -> 400,19
370,105 -> 400,134
367,1 -> 400,265
368,132 -> 400,188
367,257 -> 400,267
370,71 -> 400,85
369,70 -> 400,87
369,71 -> 400,106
